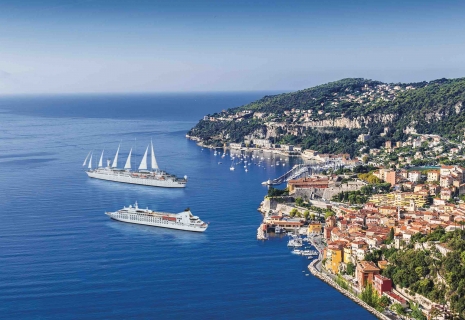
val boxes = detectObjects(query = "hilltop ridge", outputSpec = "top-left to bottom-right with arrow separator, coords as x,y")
188,77 -> 465,156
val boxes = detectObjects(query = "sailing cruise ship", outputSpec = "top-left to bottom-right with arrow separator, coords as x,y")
106,202 -> 208,232
84,140 -> 187,188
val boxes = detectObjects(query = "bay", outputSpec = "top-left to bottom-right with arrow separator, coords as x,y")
0,93 -> 375,319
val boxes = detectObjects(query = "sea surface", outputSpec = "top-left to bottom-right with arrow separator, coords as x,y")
0,93 -> 375,319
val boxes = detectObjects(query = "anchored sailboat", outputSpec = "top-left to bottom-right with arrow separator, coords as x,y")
84,140 -> 187,188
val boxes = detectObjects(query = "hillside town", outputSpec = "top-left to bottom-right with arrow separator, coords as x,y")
187,77 -> 465,319
258,154 -> 465,319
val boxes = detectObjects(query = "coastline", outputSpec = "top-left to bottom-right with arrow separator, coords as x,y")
188,133 -> 390,319
185,135 -> 324,161
306,244 -> 390,320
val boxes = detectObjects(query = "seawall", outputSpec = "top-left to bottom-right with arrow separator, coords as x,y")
307,259 -> 390,320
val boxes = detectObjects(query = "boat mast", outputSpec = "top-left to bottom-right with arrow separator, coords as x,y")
112,142 -> 120,168
138,145 -> 149,171
124,148 -> 132,170
151,138 -> 159,172
98,149 -> 104,168
88,152 -> 93,169
133,138 -> 136,171
83,151 -> 91,166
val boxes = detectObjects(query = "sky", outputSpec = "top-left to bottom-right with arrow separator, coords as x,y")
1,0 -> 465,94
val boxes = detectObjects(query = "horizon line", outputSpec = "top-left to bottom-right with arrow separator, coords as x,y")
0,89 -> 289,97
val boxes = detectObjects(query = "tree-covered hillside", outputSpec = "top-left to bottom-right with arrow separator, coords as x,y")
188,77 -> 465,154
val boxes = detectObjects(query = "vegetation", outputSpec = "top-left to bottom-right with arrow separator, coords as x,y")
382,229 -> 465,318
346,262 -> 355,276
331,183 -> 391,204
289,208 -> 300,217
359,283 -> 381,310
189,77 -> 465,155
267,187 -> 289,197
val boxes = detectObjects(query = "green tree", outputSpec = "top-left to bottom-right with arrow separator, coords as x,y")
411,303 -> 427,320
295,197 -> 304,206
359,283 -> 379,308
379,295 -> 390,308
387,227 -> 394,243
303,210 -> 310,220
324,210 -> 335,219
346,262 -> 355,276
391,303 -> 406,316
289,208 -> 298,217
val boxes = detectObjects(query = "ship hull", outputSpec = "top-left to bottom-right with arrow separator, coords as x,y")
106,211 -> 207,232
87,171 -> 186,188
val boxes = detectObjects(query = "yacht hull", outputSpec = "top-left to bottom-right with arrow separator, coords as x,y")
87,171 -> 186,188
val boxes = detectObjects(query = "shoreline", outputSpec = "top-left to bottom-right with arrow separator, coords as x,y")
185,135 -> 324,162
307,260 -> 390,320
189,134 -> 389,318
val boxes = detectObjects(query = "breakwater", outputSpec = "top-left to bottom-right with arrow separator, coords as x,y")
308,257 -> 390,320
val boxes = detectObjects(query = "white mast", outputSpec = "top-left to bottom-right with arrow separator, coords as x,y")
88,153 -> 93,169
138,145 -> 149,171
124,148 -> 132,169
112,143 -> 120,168
98,149 -> 104,168
151,139 -> 159,171
83,151 -> 91,166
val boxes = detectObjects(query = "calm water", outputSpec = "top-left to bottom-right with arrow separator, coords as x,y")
0,93 -> 375,319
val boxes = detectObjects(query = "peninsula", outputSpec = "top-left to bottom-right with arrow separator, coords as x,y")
188,76 -> 465,319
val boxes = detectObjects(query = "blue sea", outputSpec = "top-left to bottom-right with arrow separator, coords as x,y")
0,93 -> 375,319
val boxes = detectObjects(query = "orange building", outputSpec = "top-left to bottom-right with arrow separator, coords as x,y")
385,170 -> 397,186
326,241 -> 344,274
307,222 -> 322,234
287,176 -> 329,193
356,261 -> 380,290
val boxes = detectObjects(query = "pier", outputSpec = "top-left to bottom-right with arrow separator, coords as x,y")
262,161 -> 353,185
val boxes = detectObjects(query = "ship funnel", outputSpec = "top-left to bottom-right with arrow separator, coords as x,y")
107,159 -> 111,168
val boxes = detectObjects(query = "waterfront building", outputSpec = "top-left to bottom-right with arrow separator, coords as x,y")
265,217 -> 304,230
287,176 -> 329,193
384,292 -> 408,308
373,274 -> 392,296
252,138 -> 272,148
356,261 -> 380,290
307,222 -> 322,234
280,144 -> 294,152
326,241 -> 344,274
229,142 -> 245,149
302,149 -> 318,158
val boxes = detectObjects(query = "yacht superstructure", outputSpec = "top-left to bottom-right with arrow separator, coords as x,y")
106,202 -> 208,232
